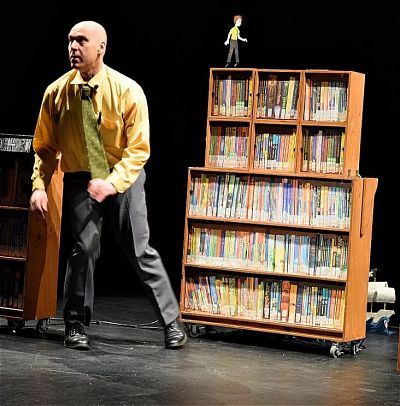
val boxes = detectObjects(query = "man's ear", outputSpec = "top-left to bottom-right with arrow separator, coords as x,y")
99,41 -> 106,55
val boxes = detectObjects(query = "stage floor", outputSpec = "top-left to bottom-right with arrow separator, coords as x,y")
1,294 -> 399,405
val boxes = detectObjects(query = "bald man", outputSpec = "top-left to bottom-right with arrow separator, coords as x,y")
30,21 -> 186,350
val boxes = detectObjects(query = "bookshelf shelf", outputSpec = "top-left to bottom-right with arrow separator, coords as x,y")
184,263 -> 347,283
179,68 -> 378,356
181,312 -> 344,341
0,133 -> 63,330
0,206 -> 29,211
210,117 -> 252,122
0,255 -> 27,262
186,213 -> 351,232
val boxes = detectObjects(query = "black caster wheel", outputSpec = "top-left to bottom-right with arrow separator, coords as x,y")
186,323 -> 209,337
330,344 -> 344,358
351,340 -> 363,355
36,319 -> 50,334
187,323 -> 200,338
7,319 -> 25,334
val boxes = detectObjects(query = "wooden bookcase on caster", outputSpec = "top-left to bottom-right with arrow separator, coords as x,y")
179,68 -> 378,357
0,133 -> 63,333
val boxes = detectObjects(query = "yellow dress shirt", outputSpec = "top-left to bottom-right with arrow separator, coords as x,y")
32,64 -> 150,193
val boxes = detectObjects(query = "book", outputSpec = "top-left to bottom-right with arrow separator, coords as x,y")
0,134 -> 32,153
280,280 -> 291,322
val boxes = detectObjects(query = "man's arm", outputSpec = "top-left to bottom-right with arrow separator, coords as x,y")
30,88 -> 59,217
87,178 -> 117,203
30,189 -> 48,218
89,83 -> 151,202
106,83 -> 151,194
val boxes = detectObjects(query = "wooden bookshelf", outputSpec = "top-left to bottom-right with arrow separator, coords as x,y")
0,133 -> 63,332
179,68 -> 378,357
397,327 -> 400,372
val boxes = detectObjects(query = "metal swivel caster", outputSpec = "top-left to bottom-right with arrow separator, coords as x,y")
36,318 -> 50,334
330,344 -> 344,358
7,319 -> 25,334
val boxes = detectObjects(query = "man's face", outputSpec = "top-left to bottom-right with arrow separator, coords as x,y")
68,25 -> 102,73
236,18 -> 242,26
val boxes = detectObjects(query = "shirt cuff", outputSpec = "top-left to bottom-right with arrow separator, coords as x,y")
106,171 -> 138,193
32,178 -> 46,191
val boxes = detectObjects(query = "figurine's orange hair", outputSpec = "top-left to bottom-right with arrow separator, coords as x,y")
233,15 -> 242,23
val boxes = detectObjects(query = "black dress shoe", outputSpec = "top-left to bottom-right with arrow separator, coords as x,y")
164,319 -> 187,349
234,62 -> 239,67
64,322 -> 90,350
225,62 -> 230,68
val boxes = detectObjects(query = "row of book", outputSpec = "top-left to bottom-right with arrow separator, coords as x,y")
0,136 -> 32,153
184,274 -> 345,329
211,76 -> 253,117
253,131 -> 296,171
0,264 -> 24,309
0,158 -> 33,207
208,125 -> 249,168
187,227 -> 348,280
302,129 -> 345,174
209,76 -> 348,122
304,79 -> 348,122
256,75 -> 300,119
189,173 -> 352,228
0,213 -> 28,258
208,126 -> 346,175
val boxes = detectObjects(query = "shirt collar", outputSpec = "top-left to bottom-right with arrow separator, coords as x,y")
70,64 -> 107,89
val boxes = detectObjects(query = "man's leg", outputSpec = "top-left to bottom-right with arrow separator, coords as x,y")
63,172 -> 103,349
105,170 -> 179,325
104,170 -> 186,348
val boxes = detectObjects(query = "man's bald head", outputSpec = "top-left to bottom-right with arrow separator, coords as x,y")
70,21 -> 107,47
68,21 -> 108,80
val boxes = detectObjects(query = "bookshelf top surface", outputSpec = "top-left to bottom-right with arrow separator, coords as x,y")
209,68 -> 365,76
0,134 -> 33,153
0,133 -> 33,139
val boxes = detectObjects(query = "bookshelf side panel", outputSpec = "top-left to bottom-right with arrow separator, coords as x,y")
24,164 -> 63,320
343,178 -> 377,341
344,72 -> 365,177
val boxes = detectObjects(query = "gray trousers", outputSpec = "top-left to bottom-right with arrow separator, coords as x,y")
227,40 -> 239,63
62,169 -> 179,328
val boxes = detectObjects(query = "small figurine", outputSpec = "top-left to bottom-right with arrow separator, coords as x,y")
224,15 -> 248,67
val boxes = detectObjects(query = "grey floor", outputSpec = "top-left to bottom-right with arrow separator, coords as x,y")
1,294 -> 399,406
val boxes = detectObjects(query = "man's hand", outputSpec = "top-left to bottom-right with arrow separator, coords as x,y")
30,189 -> 48,219
88,179 -> 117,203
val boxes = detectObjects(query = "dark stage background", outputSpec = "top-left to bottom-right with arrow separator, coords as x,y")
1,3 -> 398,323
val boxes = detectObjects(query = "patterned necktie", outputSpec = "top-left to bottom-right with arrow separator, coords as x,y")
81,84 -> 110,179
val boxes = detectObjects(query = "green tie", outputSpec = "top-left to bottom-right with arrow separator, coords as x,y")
81,84 -> 110,179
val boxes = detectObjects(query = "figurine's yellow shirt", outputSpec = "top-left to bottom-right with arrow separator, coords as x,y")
229,26 -> 240,40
